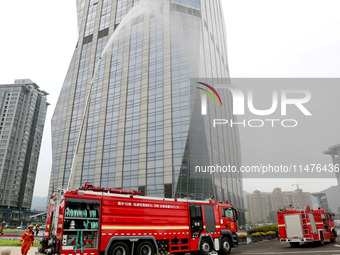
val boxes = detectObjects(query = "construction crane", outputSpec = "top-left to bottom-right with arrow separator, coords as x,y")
292,182 -> 317,190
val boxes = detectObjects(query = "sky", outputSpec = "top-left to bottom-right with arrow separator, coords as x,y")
221,0 -> 340,193
0,0 -> 340,197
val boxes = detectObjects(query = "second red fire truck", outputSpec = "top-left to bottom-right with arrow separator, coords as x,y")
277,206 -> 337,247
39,183 -> 239,255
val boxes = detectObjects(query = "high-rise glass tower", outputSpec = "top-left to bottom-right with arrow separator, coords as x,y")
50,0 -> 244,219
0,79 -> 48,209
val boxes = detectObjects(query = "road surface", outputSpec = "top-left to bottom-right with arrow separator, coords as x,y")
233,239 -> 340,255
1,239 -> 340,255
0,246 -> 38,255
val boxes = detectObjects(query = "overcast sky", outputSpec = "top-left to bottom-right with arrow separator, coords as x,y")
0,0 -> 339,197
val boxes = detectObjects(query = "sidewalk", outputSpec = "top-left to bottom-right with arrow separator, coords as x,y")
0,246 -> 39,255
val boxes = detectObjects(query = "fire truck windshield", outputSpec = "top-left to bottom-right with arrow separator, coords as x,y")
222,208 -> 235,220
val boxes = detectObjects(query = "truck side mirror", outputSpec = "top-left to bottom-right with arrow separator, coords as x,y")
233,208 -> 238,221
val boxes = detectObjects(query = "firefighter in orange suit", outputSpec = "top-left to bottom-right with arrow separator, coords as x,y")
20,224 -> 34,255
0,221 -> 6,235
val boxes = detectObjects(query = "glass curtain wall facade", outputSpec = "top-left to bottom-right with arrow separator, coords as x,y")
50,0 -> 244,221
0,79 -> 48,209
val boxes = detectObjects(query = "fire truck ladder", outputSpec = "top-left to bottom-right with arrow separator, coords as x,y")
301,211 -> 310,236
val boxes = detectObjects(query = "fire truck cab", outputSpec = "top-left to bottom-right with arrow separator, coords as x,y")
277,206 -> 337,247
40,183 -> 239,255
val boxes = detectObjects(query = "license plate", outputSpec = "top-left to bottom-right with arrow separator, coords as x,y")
291,239 -> 301,242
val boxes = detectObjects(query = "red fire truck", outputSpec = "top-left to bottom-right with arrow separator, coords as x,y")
277,206 -> 337,247
39,183 -> 239,255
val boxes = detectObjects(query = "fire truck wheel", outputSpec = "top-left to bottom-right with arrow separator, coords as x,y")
219,237 -> 232,255
318,233 -> 324,246
199,239 -> 212,255
330,230 -> 336,243
136,241 -> 155,255
109,242 -> 130,255
289,242 -> 299,248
